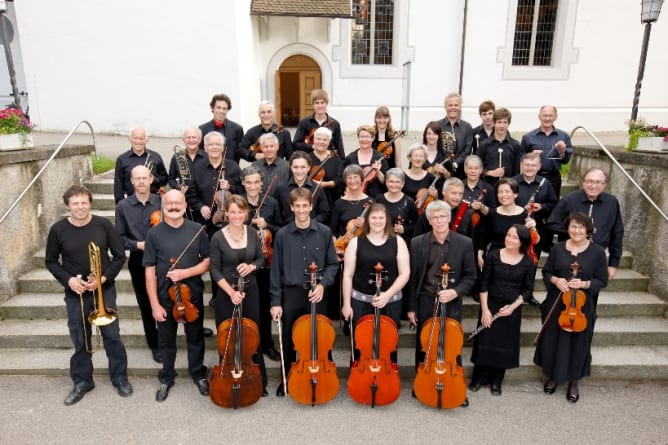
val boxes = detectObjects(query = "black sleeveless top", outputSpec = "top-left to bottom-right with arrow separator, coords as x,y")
352,235 -> 398,295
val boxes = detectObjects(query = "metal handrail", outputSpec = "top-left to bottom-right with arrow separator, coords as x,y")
570,125 -> 668,223
0,120 -> 97,225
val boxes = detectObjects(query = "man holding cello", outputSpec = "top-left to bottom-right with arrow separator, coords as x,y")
144,189 -> 211,402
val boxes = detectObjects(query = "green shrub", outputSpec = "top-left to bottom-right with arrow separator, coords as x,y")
91,154 -> 115,175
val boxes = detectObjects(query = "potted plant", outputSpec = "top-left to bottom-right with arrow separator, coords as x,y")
0,106 -> 34,151
626,117 -> 668,152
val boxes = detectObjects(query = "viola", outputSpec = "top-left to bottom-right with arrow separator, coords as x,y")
335,200 -> 373,257
376,130 -> 406,159
149,187 -> 165,227
253,176 -> 280,265
287,262 -> 339,405
211,153 -> 230,225
469,189 -> 488,229
415,176 -> 439,215
526,202 -> 540,265
426,133 -> 456,175
558,261 -> 587,333
308,150 -> 338,182
210,276 -> 263,408
166,225 -> 207,323
361,165 -> 380,193
304,120 -> 334,145
347,262 -> 400,407
413,263 -> 468,409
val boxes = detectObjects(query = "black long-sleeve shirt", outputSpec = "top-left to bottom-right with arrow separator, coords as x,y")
513,174 -> 558,222
275,178 -> 330,225
237,124 -> 293,162
438,118 -> 474,178
114,149 -> 168,203
45,215 -> 126,292
546,190 -> 624,267
293,113 -> 345,159
270,219 -> 338,307
115,193 -> 161,251
167,149 -> 206,190
478,135 -> 521,183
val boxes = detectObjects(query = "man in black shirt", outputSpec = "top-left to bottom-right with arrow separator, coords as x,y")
115,165 -> 162,362
438,93 -> 474,179
252,133 -> 290,192
113,128 -> 168,203
478,108 -> 521,184
237,101 -> 293,162
270,187 -> 338,396
198,93 -> 244,163
45,185 -> 131,405
472,100 -> 496,155
275,151 -> 330,224
144,189 -> 211,402
293,89 -> 345,159
167,127 -> 206,192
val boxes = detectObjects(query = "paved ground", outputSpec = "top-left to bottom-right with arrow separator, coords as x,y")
0,375 -> 666,444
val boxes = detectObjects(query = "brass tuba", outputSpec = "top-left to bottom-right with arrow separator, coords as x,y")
87,242 -> 118,327
173,144 -> 192,187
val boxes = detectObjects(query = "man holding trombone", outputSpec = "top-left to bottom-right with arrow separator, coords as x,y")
45,185 -> 132,406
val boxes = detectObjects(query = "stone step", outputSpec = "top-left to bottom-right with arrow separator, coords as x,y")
1,315 -> 666,350
534,268 -> 648,292
1,345 -> 666,381
2,291 -> 664,321
82,174 -> 114,195
91,193 -> 116,210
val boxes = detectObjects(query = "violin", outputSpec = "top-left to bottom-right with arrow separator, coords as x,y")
287,262 -> 339,405
149,187 -> 165,227
166,225 -> 207,323
376,130 -> 406,159
526,201 -> 540,265
413,263 -> 468,409
308,150 -> 339,182
426,133 -> 456,175
254,176 -> 279,265
558,261 -> 587,333
250,126 -> 285,153
415,176 -> 439,215
469,189 -> 488,229
347,262 -> 400,407
209,276 -> 263,408
335,200 -> 373,257
212,154 -> 231,225
304,120 -> 334,145
361,165 -> 378,193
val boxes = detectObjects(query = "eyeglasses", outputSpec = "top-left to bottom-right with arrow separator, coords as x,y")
584,179 -> 606,185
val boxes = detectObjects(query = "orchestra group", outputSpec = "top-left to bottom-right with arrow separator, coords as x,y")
45,90 -> 624,409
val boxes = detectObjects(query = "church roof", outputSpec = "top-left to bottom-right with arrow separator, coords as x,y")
250,0 -> 353,18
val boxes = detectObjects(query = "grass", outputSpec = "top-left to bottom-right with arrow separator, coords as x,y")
91,154 -> 115,174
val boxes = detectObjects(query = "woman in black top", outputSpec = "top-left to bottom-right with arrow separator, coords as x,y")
341,202 -> 410,328
308,126 -> 343,210
534,212 -> 608,403
372,106 -> 402,170
210,195 -> 268,395
374,168 -> 418,243
469,224 -> 536,395
344,125 -> 387,198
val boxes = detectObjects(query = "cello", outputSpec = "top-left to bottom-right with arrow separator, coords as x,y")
413,263 -> 467,409
209,275 -> 264,408
287,262 -> 339,406
347,262 -> 400,407
167,225 -> 207,324
558,261 -> 587,333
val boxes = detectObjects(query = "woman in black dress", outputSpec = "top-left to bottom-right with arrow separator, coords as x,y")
469,224 -> 536,395
308,126 -> 343,211
403,144 -> 436,201
373,106 -> 402,170
374,168 -> 418,242
344,125 -> 387,198
534,212 -> 608,403
210,195 -> 268,396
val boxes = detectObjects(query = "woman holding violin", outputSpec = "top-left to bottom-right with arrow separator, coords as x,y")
469,224 -> 536,395
374,168 -> 418,242
344,125 -> 387,198
342,202 -> 410,329
210,194 -> 268,396
534,212 -> 608,403
372,106 -> 402,170
308,127 -> 343,210
403,144 -> 437,201
422,121 -> 453,180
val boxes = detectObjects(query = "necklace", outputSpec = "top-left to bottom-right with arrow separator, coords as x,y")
226,226 -> 245,244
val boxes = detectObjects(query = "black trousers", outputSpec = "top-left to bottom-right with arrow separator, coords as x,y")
256,267 -> 275,353
128,251 -> 159,351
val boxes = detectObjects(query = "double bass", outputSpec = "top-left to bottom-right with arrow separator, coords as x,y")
209,275 -> 263,408
558,261 -> 587,333
347,262 -> 400,407
287,262 -> 339,406
413,263 -> 467,409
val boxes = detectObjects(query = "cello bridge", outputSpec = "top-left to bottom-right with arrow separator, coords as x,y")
308,363 -> 320,373
231,369 -> 244,379
369,364 -> 381,373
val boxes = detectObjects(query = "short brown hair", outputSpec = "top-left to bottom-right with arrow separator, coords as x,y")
209,93 -> 232,110
289,187 -> 312,205
478,100 -> 496,114
63,185 -> 92,205
493,107 -> 512,124
310,89 -> 329,104
356,124 -> 376,138
289,150 -> 312,167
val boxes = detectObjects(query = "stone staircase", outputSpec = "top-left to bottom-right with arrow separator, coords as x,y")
1,176 -> 667,381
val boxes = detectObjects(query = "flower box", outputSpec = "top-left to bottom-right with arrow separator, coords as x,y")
0,133 -> 34,151
635,136 -> 668,153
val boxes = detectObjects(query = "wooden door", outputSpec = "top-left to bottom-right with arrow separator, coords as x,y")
300,70 -> 321,118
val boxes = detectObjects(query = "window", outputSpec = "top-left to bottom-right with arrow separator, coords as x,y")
512,0 -> 558,66
351,0 -> 394,65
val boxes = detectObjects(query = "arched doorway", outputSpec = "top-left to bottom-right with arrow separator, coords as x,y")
275,55 -> 321,127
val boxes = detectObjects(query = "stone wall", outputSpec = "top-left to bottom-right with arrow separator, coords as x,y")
569,145 -> 668,303
0,145 -> 94,300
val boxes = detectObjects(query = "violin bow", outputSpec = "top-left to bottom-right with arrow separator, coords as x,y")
276,315 -> 288,395
532,291 -> 563,346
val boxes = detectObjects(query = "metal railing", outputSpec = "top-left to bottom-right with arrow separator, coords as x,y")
570,125 -> 668,223
0,120 -> 97,225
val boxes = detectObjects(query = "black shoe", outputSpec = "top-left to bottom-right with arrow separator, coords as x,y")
276,383 -> 285,397
196,378 -> 209,396
543,380 -> 557,394
64,385 -> 93,406
116,381 -> 133,397
528,296 -> 541,306
567,382 -> 579,403
468,381 -> 481,392
208,298 -> 216,308
156,383 -> 172,402
151,349 -> 162,363
262,388 -> 269,397
203,327 -> 214,338
490,384 -> 502,396
264,347 -> 280,362
460,397 -> 469,408
411,389 -> 417,399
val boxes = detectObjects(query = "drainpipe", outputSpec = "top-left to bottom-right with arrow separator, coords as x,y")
458,0 -> 469,95
0,1 -> 20,111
